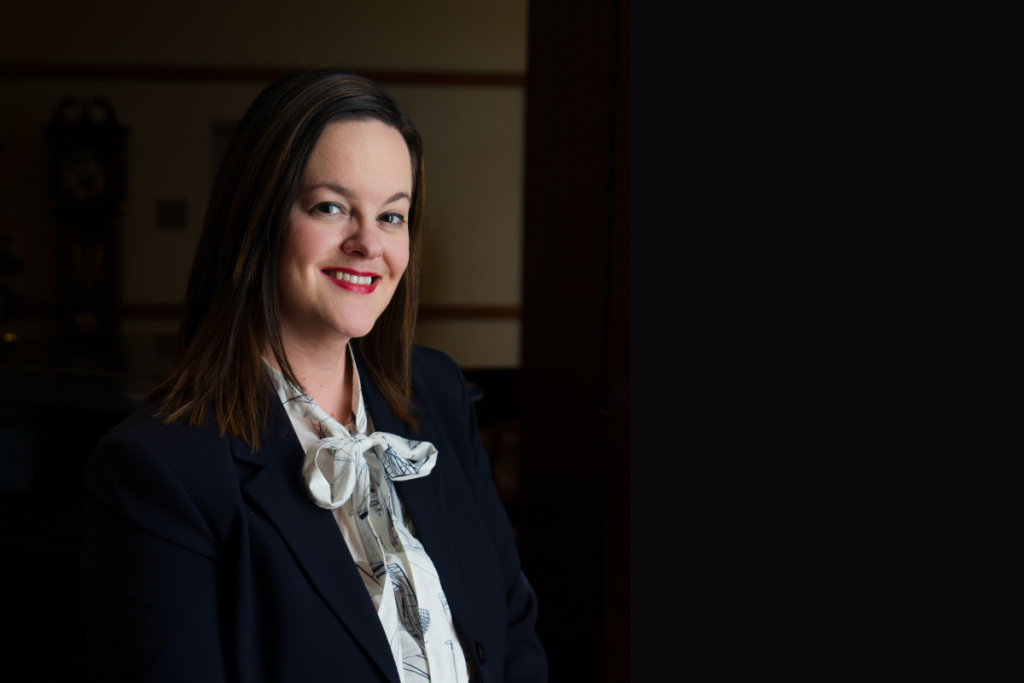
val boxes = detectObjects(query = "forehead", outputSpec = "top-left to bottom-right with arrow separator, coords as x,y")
304,119 -> 413,191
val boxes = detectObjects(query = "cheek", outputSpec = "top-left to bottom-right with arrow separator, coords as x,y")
278,222 -> 322,300
282,223 -> 326,273
388,236 -> 411,281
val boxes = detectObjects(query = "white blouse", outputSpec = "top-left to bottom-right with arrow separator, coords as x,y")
263,346 -> 472,683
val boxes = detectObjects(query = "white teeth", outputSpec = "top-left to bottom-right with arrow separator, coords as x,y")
327,271 -> 373,285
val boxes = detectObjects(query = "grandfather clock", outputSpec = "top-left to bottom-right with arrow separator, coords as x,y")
45,98 -> 128,342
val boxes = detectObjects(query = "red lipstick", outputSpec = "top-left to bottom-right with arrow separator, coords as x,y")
321,267 -> 381,294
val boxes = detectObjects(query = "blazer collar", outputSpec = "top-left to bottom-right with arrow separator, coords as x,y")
231,382 -> 402,683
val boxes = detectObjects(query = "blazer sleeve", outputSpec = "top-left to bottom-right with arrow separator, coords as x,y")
445,356 -> 548,683
80,430 -> 228,683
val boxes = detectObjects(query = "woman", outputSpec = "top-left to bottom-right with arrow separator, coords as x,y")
80,70 -> 546,683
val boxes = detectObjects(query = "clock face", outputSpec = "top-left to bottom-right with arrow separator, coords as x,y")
60,148 -> 107,201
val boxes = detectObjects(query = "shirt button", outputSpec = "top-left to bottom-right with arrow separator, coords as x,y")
475,642 -> 487,664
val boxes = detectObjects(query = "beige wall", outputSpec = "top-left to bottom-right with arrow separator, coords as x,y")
0,0 -> 525,367
0,1 -> 527,73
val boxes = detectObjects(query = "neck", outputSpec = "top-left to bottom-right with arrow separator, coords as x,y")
265,326 -> 354,424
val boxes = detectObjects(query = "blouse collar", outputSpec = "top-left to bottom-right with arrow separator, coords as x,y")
261,343 -> 368,438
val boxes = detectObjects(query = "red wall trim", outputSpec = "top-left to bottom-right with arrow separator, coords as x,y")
11,304 -> 521,321
417,305 -> 521,320
0,63 -> 526,87
119,304 -> 521,320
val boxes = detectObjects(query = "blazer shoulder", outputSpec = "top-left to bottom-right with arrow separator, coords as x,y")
410,345 -> 468,408
90,402 -> 234,484
411,344 -> 462,376
86,402 -> 243,547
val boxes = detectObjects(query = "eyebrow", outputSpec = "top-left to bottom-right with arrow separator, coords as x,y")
303,183 -> 411,205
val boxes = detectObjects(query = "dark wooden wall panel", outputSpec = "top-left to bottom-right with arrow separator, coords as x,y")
518,0 -> 628,680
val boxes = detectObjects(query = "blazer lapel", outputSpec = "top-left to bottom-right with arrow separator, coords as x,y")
234,399 -> 401,683
355,352 -> 481,642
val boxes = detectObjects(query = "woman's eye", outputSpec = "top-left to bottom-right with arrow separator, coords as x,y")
380,213 -> 406,225
313,202 -> 342,215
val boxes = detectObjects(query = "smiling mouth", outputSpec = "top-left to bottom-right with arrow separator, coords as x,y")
322,269 -> 379,286
321,269 -> 381,293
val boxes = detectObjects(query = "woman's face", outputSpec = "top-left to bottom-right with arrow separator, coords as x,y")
278,119 -> 413,344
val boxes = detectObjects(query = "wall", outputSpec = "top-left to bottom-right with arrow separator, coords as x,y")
0,1 -> 527,72
0,0 -> 526,367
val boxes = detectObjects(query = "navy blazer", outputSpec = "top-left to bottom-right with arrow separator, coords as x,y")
80,345 -> 546,683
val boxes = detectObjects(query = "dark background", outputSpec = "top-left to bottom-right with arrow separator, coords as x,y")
634,13 -> 1019,682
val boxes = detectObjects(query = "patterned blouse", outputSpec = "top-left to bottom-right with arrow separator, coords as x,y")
263,346 -> 473,682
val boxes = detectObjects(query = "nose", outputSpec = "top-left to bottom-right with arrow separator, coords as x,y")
341,216 -> 384,260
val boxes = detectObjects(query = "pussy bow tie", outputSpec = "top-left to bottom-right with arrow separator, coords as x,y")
303,431 -> 438,510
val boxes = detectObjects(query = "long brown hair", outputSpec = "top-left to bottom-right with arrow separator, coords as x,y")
148,70 -> 424,450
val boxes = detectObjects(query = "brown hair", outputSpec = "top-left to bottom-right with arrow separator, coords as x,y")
148,69 -> 424,450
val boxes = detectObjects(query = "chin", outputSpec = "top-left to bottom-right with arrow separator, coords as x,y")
335,317 -> 378,340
